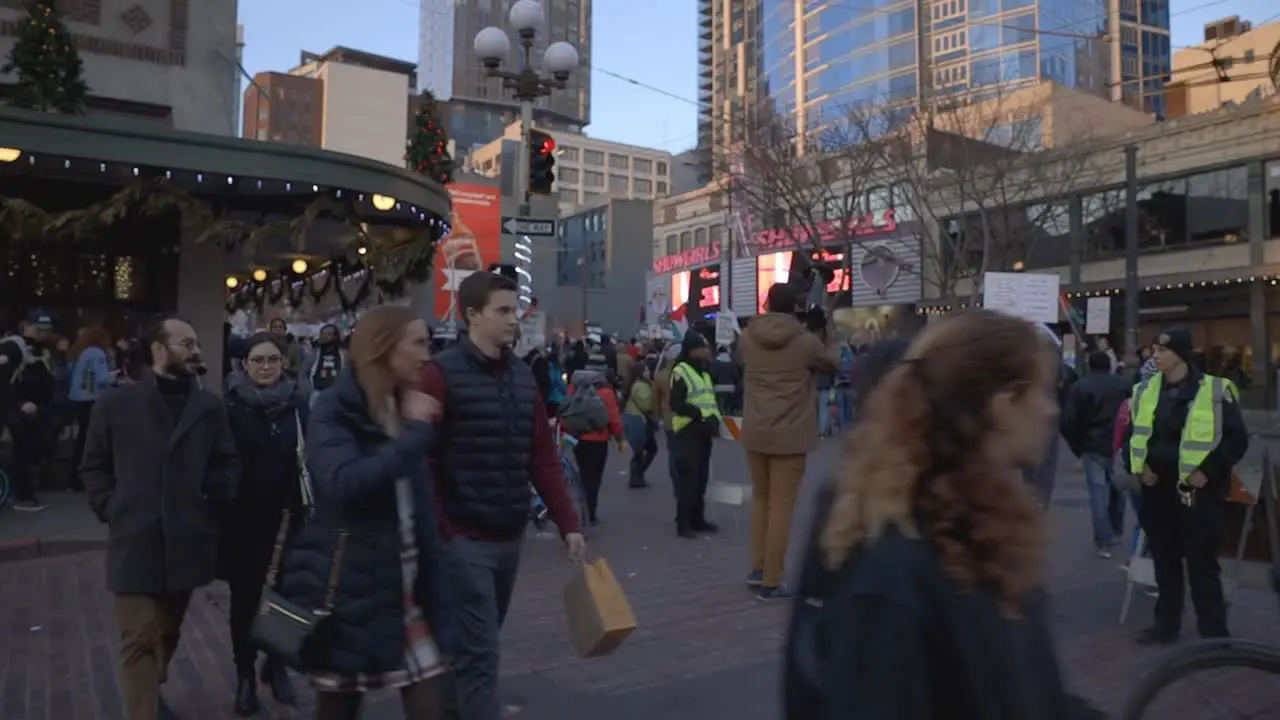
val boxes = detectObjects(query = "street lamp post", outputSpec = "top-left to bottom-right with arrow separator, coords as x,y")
473,0 -> 579,219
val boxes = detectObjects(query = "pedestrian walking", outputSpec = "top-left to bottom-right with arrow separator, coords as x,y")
1061,350 -> 1132,559
219,331 -> 310,715
305,323 -> 345,401
0,309 -> 59,511
668,330 -> 720,539
737,283 -> 839,599
1122,326 -> 1249,645
80,315 -> 240,720
622,357 -> 660,488
277,306 -> 451,719
417,271 -> 585,720
565,367 -> 624,525
652,345 -> 679,490
784,310 -> 1104,719
67,324 -> 116,493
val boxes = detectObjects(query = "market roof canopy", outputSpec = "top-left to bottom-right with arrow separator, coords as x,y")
0,106 -> 451,221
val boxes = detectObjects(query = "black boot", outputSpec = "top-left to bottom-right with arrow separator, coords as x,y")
234,674 -> 260,717
260,660 -> 298,706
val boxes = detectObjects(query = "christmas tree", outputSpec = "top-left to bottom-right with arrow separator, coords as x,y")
405,91 -> 454,185
2,0 -> 89,114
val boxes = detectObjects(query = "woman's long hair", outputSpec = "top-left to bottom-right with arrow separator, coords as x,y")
347,305 -> 420,428
822,310 -> 1055,616
69,325 -> 112,363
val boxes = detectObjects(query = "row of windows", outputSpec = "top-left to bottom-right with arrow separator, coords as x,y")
662,224 -> 723,256
559,171 -> 667,196
557,146 -> 669,176
932,0 -> 967,21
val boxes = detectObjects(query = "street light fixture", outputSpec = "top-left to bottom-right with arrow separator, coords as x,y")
474,0 -> 578,319
473,0 -> 578,216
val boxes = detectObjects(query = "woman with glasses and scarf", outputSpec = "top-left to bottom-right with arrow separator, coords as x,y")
219,331 -> 311,715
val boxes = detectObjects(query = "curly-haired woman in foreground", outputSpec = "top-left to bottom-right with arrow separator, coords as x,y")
795,310 -> 1103,719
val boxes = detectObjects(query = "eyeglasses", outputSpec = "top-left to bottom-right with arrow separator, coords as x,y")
247,355 -> 283,367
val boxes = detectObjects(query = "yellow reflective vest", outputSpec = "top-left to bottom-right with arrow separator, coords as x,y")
1128,373 -> 1227,481
670,361 -> 721,432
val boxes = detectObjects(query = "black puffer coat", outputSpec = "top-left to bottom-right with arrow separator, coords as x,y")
276,369 -> 454,675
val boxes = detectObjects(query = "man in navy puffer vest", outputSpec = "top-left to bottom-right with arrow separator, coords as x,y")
419,271 -> 585,720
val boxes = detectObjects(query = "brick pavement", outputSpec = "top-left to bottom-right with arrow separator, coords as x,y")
2,439 -> 1280,719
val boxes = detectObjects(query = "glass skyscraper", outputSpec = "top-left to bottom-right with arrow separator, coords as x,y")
758,0 -> 1124,141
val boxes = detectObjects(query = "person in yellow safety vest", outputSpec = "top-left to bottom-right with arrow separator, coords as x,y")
1123,326 -> 1248,646
669,330 -> 722,539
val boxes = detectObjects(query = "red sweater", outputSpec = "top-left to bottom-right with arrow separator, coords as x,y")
565,382 -> 624,442
419,362 -> 582,539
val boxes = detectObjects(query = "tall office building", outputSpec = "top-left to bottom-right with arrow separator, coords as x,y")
418,0 -> 592,158
695,0 -> 765,184
697,0 -> 1165,166
1108,0 -> 1172,117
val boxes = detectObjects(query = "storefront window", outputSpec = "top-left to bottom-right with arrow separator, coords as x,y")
1185,166 -> 1248,243
1023,202 -> 1070,268
1136,176 -> 1187,248
1081,189 -> 1125,259
1267,160 -> 1280,239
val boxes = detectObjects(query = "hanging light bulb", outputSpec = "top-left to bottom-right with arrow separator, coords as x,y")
252,268 -> 268,282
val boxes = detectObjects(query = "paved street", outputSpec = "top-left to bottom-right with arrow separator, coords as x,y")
3,438 -> 1280,719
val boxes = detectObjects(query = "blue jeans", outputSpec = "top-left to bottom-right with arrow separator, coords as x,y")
1082,452 -> 1125,549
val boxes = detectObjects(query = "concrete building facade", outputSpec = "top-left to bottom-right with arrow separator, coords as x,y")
1165,17 -> 1279,119
0,0 -> 240,136
468,122 -> 674,214
530,198 -> 653,337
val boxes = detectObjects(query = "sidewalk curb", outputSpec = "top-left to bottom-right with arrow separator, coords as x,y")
0,536 -> 106,563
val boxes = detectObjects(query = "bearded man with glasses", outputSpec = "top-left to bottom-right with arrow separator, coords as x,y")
80,314 -> 241,720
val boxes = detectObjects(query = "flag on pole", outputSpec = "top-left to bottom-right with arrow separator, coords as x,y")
664,303 -> 689,341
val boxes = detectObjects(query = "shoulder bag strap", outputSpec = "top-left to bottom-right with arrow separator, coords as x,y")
263,509 -> 293,588
295,411 -> 314,510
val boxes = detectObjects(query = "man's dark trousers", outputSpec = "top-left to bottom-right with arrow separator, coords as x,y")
443,535 -> 523,720
3,414 -> 46,503
671,427 -> 712,531
1140,485 -> 1229,637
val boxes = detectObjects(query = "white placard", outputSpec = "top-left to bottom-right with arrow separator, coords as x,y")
1085,296 -> 1111,335
982,272 -> 1060,324
715,310 -> 740,347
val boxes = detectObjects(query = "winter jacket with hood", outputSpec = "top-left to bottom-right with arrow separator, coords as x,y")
737,313 -> 839,455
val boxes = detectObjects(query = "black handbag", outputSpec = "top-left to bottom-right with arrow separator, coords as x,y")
249,509 -> 348,670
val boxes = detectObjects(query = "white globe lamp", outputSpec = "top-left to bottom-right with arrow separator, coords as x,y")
544,41 -> 579,81
473,26 -> 510,69
509,0 -> 546,37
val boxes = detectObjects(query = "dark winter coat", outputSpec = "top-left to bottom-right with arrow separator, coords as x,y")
276,369 -> 453,675
1061,369 -> 1130,459
81,374 -> 240,594
217,374 -> 311,584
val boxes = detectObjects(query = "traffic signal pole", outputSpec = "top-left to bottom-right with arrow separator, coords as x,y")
518,100 -> 534,217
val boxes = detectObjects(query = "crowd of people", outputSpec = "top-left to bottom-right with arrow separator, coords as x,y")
0,265 -> 1254,719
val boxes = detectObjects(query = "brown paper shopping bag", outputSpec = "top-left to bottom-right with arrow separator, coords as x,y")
563,557 -> 637,657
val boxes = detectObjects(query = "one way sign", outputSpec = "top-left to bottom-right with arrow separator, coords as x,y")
502,216 -> 557,237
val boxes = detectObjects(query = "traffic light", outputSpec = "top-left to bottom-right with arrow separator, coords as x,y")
528,129 -> 556,195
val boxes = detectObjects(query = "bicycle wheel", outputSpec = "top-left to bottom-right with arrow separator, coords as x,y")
1120,639 -> 1280,720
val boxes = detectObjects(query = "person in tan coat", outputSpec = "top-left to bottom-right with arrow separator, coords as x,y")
737,283 -> 839,600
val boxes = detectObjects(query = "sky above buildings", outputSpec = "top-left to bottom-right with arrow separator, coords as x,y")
238,0 -> 1275,154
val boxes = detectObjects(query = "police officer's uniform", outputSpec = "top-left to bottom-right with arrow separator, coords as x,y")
1125,327 -> 1248,643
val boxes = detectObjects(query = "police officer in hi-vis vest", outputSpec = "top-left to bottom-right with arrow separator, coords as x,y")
1124,327 -> 1248,645
669,330 -> 722,539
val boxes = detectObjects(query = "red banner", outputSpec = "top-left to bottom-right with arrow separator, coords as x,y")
750,209 -> 897,255
435,184 -> 502,321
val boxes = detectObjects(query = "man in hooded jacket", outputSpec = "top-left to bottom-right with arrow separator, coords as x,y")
668,331 -> 721,538
737,284 -> 839,600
